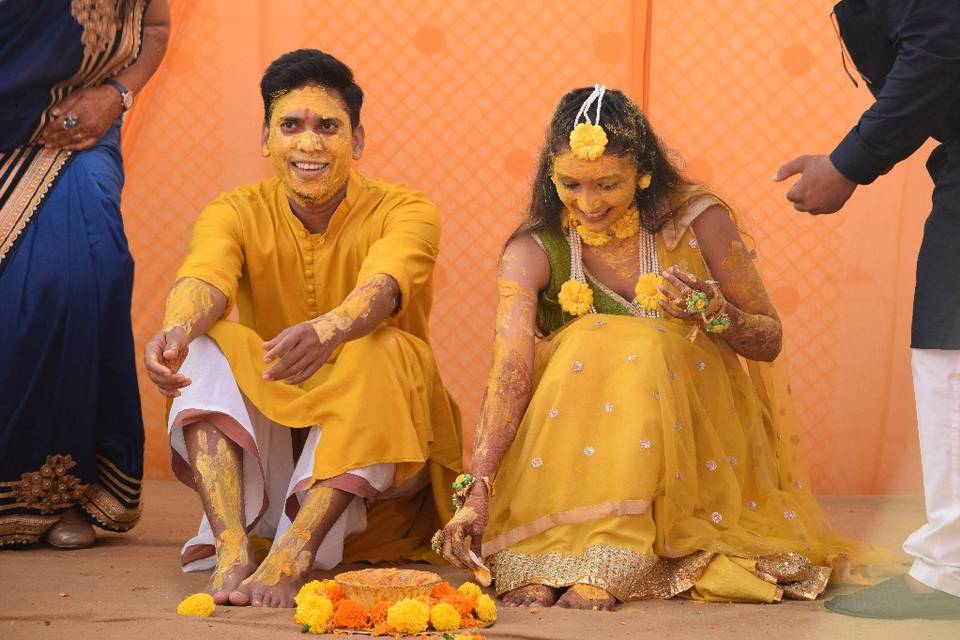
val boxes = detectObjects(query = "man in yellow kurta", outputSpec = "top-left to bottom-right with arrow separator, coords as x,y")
143,49 -> 461,608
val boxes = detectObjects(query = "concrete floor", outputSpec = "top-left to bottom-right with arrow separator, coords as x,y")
1,481 -> 958,640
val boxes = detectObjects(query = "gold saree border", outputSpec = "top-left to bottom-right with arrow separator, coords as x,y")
481,498 -> 655,557
0,514 -> 59,546
0,0 -> 146,269
490,544 -> 714,601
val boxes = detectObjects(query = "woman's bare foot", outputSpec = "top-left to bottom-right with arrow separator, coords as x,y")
556,584 -> 617,611
203,533 -> 257,604
228,546 -> 313,608
501,584 -> 560,607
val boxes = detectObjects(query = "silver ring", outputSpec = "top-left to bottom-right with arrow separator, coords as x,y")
63,115 -> 79,130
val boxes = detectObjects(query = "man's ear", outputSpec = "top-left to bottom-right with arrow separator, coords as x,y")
352,123 -> 365,160
260,125 -> 270,156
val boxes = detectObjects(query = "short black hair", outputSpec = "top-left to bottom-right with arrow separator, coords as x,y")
260,49 -> 363,128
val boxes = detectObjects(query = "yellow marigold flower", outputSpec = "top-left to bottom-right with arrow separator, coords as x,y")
457,582 -> 482,599
387,598 -> 430,634
558,279 -> 593,316
295,580 -> 324,606
638,173 -> 652,189
634,273 -> 666,311
176,593 -> 215,618
430,602 -> 462,632
611,209 -> 640,240
569,122 -> 608,160
475,594 -> 498,623
295,594 -> 334,634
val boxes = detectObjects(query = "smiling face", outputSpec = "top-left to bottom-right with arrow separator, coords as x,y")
262,85 -> 363,209
550,150 -> 639,232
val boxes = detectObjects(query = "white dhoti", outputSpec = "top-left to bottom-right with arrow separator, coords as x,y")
167,336 -> 425,572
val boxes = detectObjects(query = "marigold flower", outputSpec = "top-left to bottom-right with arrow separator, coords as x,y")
332,598 -> 369,630
559,279 -> 593,316
176,593 -> 215,618
475,594 -> 498,623
457,582 -> 482,599
569,122 -> 608,160
295,580 -> 324,606
430,602 -> 462,632
318,578 -> 344,602
430,582 -> 457,602
386,598 -> 430,634
634,273 -> 666,311
369,600 -> 390,625
295,594 -> 334,632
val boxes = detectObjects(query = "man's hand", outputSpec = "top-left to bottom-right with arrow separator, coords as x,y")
262,320 -> 340,385
773,154 -> 857,214
38,85 -> 123,151
144,327 -> 191,398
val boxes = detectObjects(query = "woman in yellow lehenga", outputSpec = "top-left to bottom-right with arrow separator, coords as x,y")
434,86 -> 889,610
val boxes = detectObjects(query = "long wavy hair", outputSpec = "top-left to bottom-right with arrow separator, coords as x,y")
513,88 -> 689,240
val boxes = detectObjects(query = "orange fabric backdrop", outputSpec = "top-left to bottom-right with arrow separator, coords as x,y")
121,1 -> 925,494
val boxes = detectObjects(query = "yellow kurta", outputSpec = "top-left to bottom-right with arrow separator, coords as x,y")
174,170 -> 462,560
484,189 -> 891,601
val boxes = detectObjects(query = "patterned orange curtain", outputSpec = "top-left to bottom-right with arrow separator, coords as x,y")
121,1 -> 924,495
120,0 -> 652,481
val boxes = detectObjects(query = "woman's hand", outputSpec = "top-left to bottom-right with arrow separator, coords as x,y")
657,265 -> 724,322
435,489 -> 489,570
38,85 -> 124,151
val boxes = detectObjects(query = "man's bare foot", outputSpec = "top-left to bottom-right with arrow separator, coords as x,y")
501,584 -> 560,607
556,584 -> 617,611
205,549 -> 257,604
228,546 -> 313,607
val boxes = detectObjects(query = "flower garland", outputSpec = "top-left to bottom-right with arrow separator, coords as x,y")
288,578 -> 495,636
562,208 -> 640,247
559,220 -> 664,319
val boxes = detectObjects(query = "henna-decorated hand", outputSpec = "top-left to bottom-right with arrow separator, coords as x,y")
436,490 -> 489,571
38,85 -> 124,151
657,266 -> 725,322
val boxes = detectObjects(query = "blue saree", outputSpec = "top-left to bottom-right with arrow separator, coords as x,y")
0,0 -> 148,545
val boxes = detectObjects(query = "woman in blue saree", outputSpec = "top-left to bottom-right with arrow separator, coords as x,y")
0,0 -> 169,548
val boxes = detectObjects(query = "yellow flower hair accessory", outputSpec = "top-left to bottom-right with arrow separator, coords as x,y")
634,273 -> 666,311
559,279 -> 593,316
176,593 -> 215,618
638,173 -> 652,189
569,84 -> 609,161
569,123 -> 608,160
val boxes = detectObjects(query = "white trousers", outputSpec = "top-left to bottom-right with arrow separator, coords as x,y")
903,348 -> 960,597
167,336 -> 397,572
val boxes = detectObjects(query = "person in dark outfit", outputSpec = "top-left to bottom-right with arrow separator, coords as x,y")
775,0 -> 960,620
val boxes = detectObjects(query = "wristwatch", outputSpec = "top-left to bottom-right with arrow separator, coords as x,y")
104,78 -> 134,112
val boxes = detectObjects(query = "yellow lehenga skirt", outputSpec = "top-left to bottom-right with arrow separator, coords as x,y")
483,314 -> 890,602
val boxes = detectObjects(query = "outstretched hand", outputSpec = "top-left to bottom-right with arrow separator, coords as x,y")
144,327 -> 191,397
773,154 -> 856,214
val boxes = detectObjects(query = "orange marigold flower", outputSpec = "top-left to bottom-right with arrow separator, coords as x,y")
448,591 -> 477,616
369,601 -> 390,625
459,612 -> 480,628
430,582 -> 457,602
332,599 -> 369,630
319,579 -> 344,603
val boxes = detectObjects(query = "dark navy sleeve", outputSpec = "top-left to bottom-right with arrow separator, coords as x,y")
830,1 -> 960,184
